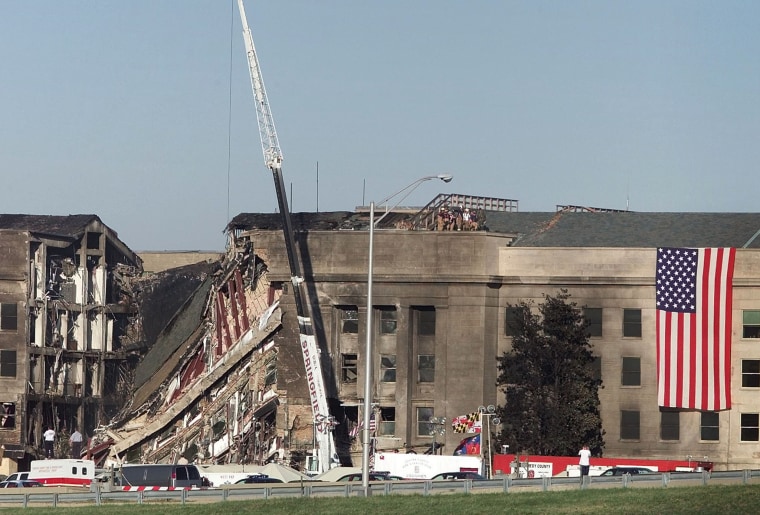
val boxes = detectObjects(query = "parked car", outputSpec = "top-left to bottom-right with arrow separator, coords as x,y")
94,472 -> 123,485
335,472 -> 401,482
599,467 -> 656,476
431,471 -> 485,481
234,474 -> 283,484
0,480 -> 43,488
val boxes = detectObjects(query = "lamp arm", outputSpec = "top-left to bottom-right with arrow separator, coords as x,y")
376,176 -> 432,207
374,181 -> 427,226
374,174 -> 451,226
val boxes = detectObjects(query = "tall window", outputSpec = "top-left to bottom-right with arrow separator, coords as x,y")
505,307 -> 521,336
341,354 -> 358,383
591,356 -> 602,382
620,410 -> 640,440
416,407 -> 434,437
418,354 -> 435,383
0,350 -> 16,378
584,308 -> 603,337
623,309 -> 642,337
621,357 -> 641,386
742,360 -> 760,388
743,311 -> 760,338
416,307 -> 436,336
380,355 -> 396,383
1,403 -> 15,429
0,304 -> 17,331
379,307 -> 397,335
740,413 -> 759,442
377,407 -> 396,436
264,354 -> 277,386
340,306 -> 359,334
660,410 -> 680,441
701,412 -> 720,441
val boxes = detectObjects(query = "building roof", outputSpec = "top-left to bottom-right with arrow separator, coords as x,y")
228,211 -> 366,232
227,210 -> 760,249
0,213 -> 141,263
0,214 -> 105,238
486,212 -> 760,249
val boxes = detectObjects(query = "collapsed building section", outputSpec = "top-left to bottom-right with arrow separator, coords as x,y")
90,237 -> 302,468
0,215 -> 142,472
89,217 -> 363,471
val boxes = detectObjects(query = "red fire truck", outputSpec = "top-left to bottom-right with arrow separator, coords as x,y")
493,454 -> 713,478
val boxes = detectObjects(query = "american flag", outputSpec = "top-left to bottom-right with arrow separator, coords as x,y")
656,247 -> 736,410
350,414 -> 376,438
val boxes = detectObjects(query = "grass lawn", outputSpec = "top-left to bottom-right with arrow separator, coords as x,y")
2,484 -> 759,515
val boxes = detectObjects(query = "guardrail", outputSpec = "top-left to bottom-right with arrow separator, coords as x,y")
0,470 -> 759,508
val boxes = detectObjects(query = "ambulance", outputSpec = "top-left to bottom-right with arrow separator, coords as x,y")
29,459 -> 95,487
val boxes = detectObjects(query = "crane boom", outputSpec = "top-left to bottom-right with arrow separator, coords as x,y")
237,0 -> 282,172
237,0 -> 336,474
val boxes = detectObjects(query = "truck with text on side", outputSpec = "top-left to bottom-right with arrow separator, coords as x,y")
492,454 -> 713,478
372,453 -> 483,480
28,459 -> 95,487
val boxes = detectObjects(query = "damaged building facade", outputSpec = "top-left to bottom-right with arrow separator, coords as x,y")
92,236 -> 306,470
0,215 -> 142,473
6,204 -> 760,475
0,214 -> 303,472
222,206 -> 760,471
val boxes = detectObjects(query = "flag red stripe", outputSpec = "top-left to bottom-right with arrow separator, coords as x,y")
701,249 -> 711,410
711,248 -> 722,410
720,249 -> 736,407
688,311 -> 697,409
663,313 -> 672,406
674,313 -> 684,405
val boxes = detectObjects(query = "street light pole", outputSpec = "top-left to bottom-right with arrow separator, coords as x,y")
361,200 -> 376,493
361,174 -> 453,493
478,405 -> 499,479
429,417 -> 446,455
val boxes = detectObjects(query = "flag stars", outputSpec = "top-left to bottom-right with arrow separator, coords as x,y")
656,247 -> 699,314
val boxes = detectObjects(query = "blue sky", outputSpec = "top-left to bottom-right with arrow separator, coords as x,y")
2,1 -> 758,251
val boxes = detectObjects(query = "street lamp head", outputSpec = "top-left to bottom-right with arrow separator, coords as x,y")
437,174 -> 453,183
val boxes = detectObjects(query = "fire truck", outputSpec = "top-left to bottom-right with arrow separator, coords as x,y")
492,454 -> 713,478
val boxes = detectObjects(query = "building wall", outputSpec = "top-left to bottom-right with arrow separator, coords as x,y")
248,228 -> 760,469
0,230 -> 31,455
138,251 -> 223,274
499,247 -> 760,470
249,229 -> 513,456
0,221 -> 141,469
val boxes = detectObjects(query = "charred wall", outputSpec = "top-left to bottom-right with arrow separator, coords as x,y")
0,230 -> 31,455
132,262 -> 219,391
132,261 -> 220,350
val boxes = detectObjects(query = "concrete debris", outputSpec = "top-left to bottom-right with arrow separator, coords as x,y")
87,238 -> 291,470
